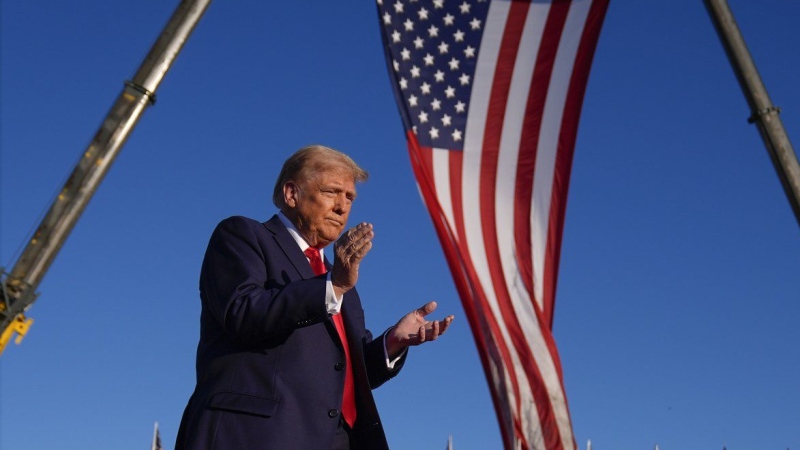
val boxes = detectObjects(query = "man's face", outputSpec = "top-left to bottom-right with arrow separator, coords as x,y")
283,165 -> 356,248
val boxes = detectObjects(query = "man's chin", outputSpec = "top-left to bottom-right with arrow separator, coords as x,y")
321,230 -> 344,246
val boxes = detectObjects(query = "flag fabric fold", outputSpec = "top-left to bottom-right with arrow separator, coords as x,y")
375,1 -> 609,449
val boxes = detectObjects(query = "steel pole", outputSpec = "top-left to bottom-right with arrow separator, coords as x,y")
0,0 -> 212,355
704,0 -> 800,228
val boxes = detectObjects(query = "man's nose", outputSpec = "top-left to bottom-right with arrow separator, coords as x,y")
333,194 -> 350,214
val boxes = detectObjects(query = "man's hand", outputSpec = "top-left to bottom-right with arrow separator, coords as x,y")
386,301 -> 454,358
331,222 -> 373,297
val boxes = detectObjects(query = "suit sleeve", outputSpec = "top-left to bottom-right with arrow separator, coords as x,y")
199,216 -> 329,342
362,330 -> 407,389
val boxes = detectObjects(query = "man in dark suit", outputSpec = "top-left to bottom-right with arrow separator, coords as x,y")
176,145 -> 454,450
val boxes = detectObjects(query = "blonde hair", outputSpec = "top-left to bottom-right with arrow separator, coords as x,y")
272,145 -> 368,209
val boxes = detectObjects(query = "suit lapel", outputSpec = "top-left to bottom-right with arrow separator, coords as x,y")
263,215 -> 344,348
263,214 -> 316,280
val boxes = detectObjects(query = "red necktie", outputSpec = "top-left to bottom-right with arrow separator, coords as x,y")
304,247 -> 357,427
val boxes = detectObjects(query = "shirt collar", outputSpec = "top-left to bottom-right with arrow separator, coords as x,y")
278,212 -> 325,259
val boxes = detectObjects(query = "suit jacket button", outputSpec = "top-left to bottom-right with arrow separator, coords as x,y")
334,362 -> 344,371
328,409 -> 339,418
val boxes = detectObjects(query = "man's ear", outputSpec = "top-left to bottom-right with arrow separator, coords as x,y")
283,181 -> 299,208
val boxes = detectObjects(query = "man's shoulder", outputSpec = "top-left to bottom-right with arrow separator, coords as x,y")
210,215 -> 287,243
216,215 -> 278,231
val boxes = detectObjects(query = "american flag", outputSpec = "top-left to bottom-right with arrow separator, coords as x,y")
376,1 -> 609,449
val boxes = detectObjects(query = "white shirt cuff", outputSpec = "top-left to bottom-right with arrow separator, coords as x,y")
383,327 -> 406,370
325,273 -> 343,315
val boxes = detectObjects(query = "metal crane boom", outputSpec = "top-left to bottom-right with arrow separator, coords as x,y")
0,0 -> 212,356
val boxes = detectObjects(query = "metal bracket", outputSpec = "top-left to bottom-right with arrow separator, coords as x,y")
748,105 -> 781,124
124,80 -> 158,105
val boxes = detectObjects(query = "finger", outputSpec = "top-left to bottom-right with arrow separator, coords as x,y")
344,222 -> 373,245
344,237 -> 373,264
429,320 -> 440,340
417,324 -> 427,344
439,315 -> 454,334
335,223 -> 368,249
336,231 -> 373,264
415,301 -> 437,318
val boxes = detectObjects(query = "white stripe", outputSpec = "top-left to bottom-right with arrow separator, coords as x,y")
493,2 -> 552,449
531,0 -> 591,311
432,147 -> 456,237
464,2 -> 537,448
530,1 -> 595,449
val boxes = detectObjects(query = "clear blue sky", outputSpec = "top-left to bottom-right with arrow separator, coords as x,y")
2,1 -> 798,449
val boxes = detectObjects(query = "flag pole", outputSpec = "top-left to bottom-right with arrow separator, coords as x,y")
704,0 -> 800,228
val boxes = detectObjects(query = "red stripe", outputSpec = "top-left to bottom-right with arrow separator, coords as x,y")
479,2 -> 572,449
404,134 -> 519,449
479,3 -> 533,448
447,147 -> 525,450
543,4 -> 609,448
513,0 -> 571,327
544,0 -> 610,329
486,2 -> 586,448
528,5 -> 574,447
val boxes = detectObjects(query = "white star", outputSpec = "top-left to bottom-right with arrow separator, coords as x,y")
452,129 -> 463,141
377,0 -> 383,5
464,45 -> 476,58
424,53 -> 435,66
429,127 -> 440,139
393,60 -> 400,71
401,48 -> 411,60
383,12 -> 392,25
438,41 -> 449,54
418,110 -> 429,123
431,98 -> 442,110
392,30 -> 402,43
418,7 -> 429,20
441,114 -> 452,126
394,1 -> 404,13
470,17 -> 481,30
443,13 -> 455,26
453,30 -> 465,42
448,57 -> 460,70
414,36 -> 425,49
421,82 -> 432,94
428,25 -> 439,37
434,70 -> 445,82
445,85 -> 456,98
410,65 -> 421,77
399,77 -> 408,89
433,0 -> 444,8
459,73 -> 470,85
455,101 -> 466,112
409,95 -> 419,107
404,18 -> 415,31
460,1 -> 471,14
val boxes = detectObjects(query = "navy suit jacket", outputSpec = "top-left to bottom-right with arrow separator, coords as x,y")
175,215 -> 404,449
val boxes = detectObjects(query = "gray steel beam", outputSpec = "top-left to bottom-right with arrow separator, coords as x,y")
704,0 -> 800,228
1,0 -> 212,355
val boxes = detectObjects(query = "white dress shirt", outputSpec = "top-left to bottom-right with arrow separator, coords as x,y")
278,212 -> 404,369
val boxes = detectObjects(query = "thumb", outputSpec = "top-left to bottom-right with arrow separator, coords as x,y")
416,301 -> 438,317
